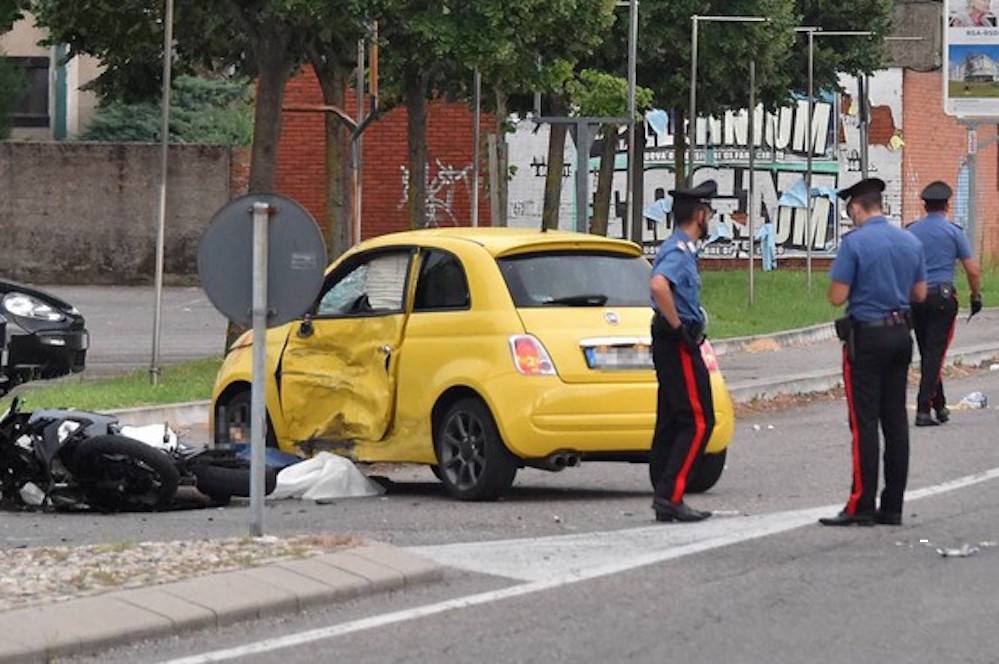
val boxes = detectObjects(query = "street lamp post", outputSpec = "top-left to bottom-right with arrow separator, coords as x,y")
688,15 -> 768,187
150,0 -> 174,386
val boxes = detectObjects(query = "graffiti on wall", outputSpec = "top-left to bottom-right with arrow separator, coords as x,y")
398,159 -> 472,226
505,70 -> 906,258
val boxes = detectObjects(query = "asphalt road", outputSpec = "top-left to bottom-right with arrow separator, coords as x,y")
40,366 -> 999,664
45,285 -> 228,376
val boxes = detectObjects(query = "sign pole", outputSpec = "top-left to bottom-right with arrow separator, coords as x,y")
250,201 -> 270,537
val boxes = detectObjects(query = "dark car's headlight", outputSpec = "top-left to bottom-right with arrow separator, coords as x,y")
2,292 -> 67,322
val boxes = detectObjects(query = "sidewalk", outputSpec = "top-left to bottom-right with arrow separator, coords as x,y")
2,311 -> 997,663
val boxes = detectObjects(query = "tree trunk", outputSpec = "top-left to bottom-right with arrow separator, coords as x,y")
247,23 -> 294,194
225,17 -> 295,351
542,94 -> 568,232
672,107 -> 687,189
315,63 -> 352,261
404,69 -> 429,229
591,127 -> 619,236
631,121 -> 647,247
494,88 -> 508,226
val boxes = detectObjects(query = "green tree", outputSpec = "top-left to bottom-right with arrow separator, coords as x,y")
29,0 -> 308,193
80,75 -> 253,145
446,0 -> 618,229
566,69 -> 652,236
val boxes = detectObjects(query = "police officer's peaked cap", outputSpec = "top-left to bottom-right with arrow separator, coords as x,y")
836,177 -> 886,201
920,180 -> 953,202
669,179 -> 718,203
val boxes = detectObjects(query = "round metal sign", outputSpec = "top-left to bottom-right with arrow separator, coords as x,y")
198,194 -> 327,328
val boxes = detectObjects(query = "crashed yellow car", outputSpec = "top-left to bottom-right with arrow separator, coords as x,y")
211,228 -> 734,500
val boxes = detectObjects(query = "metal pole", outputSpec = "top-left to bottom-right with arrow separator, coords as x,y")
150,0 -> 174,386
687,15 -> 699,187
967,122 -> 978,252
472,69 -> 481,227
748,60 -> 756,304
806,31 -> 814,292
249,201 -> 269,537
858,74 -> 869,179
834,90 -> 841,248
354,39 -> 365,245
575,121 -> 591,233
626,0 -> 638,242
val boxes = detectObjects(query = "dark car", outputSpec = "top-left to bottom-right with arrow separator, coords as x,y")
0,279 -> 89,393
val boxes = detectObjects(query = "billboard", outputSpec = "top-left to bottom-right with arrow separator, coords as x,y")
945,0 -> 999,116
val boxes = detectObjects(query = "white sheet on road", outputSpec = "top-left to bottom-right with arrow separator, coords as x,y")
268,452 -> 384,501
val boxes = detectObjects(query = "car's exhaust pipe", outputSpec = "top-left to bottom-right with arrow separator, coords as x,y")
524,451 -> 581,472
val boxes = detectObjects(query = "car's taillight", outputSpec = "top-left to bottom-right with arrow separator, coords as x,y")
700,339 -> 720,373
509,335 -> 556,376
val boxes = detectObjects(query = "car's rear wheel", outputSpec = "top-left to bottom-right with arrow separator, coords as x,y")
434,397 -> 517,501
686,449 -> 727,494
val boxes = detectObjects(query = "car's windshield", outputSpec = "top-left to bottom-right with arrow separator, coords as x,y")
497,251 -> 651,308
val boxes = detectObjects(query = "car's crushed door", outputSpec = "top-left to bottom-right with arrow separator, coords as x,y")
277,249 -> 413,449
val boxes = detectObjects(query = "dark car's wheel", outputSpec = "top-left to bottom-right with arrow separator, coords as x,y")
434,397 -> 517,501
685,449 -> 727,494
73,435 -> 181,511
216,390 -> 277,448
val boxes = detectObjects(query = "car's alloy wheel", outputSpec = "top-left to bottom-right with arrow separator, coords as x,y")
435,397 -> 517,501
685,449 -> 727,494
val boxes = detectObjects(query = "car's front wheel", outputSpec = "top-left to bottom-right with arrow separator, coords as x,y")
434,397 -> 517,501
686,449 -> 727,494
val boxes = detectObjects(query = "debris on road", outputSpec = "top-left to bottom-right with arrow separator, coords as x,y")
937,543 -> 981,558
956,391 -> 989,409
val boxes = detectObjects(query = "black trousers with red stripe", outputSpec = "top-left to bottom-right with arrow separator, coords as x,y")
649,320 -> 715,503
842,323 -> 913,516
911,293 -> 958,414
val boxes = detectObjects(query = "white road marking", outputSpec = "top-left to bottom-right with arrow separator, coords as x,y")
160,466 -> 999,663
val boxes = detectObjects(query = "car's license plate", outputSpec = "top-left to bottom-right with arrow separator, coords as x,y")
584,344 -> 652,369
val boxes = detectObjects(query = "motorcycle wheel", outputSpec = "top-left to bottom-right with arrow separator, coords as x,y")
73,435 -> 181,512
190,455 -> 277,499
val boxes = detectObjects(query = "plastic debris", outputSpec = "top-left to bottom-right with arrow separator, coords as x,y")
752,424 -> 762,431
989,364 -> 999,371
553,515 -> 562,523
268,452 -> 384,501
957,392 -> 988,409
936,543 -> 980,558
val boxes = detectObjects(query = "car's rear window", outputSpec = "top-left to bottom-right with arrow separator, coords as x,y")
497,251 -> 651,308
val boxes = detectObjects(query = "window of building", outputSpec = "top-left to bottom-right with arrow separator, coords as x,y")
9,56 -> 49,128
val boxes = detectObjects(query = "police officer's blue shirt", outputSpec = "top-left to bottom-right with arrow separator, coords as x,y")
829,216 -> 927,322
905,212 -> 973,286
651,228 -> 705,325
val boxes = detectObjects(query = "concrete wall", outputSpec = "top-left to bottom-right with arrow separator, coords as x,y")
0,142 -> 237,285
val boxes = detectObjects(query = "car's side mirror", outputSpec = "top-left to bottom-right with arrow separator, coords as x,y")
297,314 -> 314,338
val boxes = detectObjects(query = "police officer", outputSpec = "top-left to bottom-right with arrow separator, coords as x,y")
906,180 -> 982,427
820,178 -> 927,527
648,180 -> 717,523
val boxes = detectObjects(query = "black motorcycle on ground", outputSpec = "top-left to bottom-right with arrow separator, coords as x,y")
0,397 -> 273,512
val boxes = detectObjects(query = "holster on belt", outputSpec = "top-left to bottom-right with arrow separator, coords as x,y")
653,315 -> 705,348
925,283 -> 955,311
834,316 -> 856,361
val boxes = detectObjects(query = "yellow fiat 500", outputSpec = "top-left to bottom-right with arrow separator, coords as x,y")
211,228 -> 734,500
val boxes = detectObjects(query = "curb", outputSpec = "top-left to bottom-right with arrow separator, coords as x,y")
728,343 -> 999,404
711,322 -> 837,356
109,400 -> 210,427
0,542 -> 444,663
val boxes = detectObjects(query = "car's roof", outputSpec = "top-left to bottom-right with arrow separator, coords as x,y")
357,227 -> 643,258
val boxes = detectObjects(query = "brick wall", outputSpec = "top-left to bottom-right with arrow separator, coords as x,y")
903,70 -> 998,261
277,67 -> 491,242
